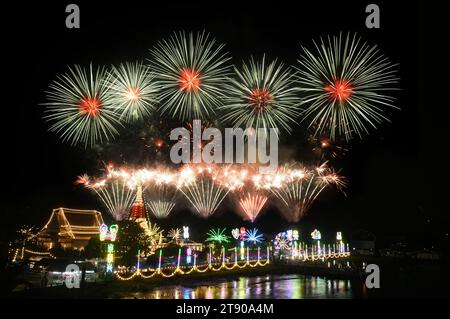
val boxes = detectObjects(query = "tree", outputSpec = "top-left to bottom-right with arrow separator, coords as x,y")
116,220 -> 153,267
84,236 -> 101,259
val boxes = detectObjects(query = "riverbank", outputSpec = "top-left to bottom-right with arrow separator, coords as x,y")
4,257 -> 447,298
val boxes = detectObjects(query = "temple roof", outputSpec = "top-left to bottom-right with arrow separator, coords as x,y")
38,208 -> 104,239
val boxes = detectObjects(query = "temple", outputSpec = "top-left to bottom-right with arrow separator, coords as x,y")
36,208 -> 104,250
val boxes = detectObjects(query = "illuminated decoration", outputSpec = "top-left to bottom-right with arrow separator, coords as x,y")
245,228 -> 264,244
177,248 -> 182,269
157,249 -> 163,272
168,228 -> 181,243
286,230 -> 293,241
311,229 -> 322,240
240,240 -> 245,261
336,232 -> 342,241
115,245 -> 271,281
231,228 -> 240,240
99,224 -> 118,242
222,247 -> 226,265
183,226 -> 190,240
239,227 -> 247,240
186,247 -> 192,264
293,230 -> 299,241
99,224 -> 119,273
206,228 -> 230,244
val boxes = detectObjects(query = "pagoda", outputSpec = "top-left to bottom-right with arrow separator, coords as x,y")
129,184 -> 149,231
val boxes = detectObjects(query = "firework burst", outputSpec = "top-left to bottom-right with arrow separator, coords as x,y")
90,179 -> 135,221
144,183 -> 177,219
271,163 -> 345,222
178,174 -> 229,218
295,33 -> 399,141
238,192 -> 268,222
43,64 -> 122,147
221,56 -> 301,138
148,31 -> 231,120
106,62 -> 158,122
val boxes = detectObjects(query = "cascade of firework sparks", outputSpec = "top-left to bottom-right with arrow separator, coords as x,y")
238,192 -> 268,222
271,163 -> 346,222
178,173 -> 229,219
148,31 -> 231,120
295,33 -> 399,141
43,64 -> 122,148
76,175 -> 135,221
78,162 -> 345,221
221,56 -> 301,138
144,184 -> 177,219
106,61 -> 158,123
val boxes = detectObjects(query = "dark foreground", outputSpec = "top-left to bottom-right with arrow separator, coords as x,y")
3,257 -> 448,299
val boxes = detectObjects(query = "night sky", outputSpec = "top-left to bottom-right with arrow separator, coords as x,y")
2,1 -> 448,249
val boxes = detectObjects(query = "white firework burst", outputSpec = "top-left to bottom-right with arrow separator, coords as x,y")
148,30 -> 231,120
43,64 -> 122,148
106,62 -> 158,122
221,56 -> 301,138
295,32 -> 399,141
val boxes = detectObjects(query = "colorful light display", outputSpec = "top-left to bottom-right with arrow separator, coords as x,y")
99,224 -> 118,273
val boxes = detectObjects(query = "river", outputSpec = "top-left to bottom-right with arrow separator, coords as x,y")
125,274 -> 366,299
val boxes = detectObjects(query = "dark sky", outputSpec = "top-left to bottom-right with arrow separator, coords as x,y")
1,1 -> 448,247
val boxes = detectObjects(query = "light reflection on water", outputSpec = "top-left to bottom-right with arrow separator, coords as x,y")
127,275 -> 357,299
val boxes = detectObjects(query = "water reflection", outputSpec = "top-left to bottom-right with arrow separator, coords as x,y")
128,275 -> 357,299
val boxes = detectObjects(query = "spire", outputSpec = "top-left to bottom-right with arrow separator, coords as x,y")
129,183 -> 148,223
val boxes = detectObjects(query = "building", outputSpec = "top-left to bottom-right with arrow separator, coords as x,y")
37,208 -> 104,250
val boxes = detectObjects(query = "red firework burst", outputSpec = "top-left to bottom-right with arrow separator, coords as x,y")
248,88 -> 272,111
179,68 -> 201,92
79,97 -> 101,117
324,79 -> 353,101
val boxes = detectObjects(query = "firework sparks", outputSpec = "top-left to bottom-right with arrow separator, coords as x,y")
238,192 -> 268,222
221,56 -> 301,138
81,162 -> 345,221
106,62 -> 158,122
148,31 -> 231,120
43,64 -> 122,148
271,163 -> 345,222
90,179 -> 135,221
145,183 -> 177,219
295,33 -> 399,141
178,174 -> 229,218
